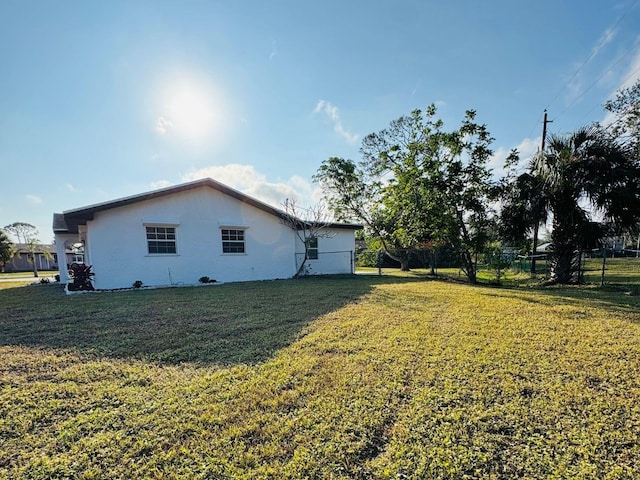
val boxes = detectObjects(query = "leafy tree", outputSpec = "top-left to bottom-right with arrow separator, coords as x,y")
313,156 -> 419,270
604,79 -> 640,147
0,230 -> 15,272
315,105 -> 496,282
530,125 -> 640,284
3,222 -> 37,244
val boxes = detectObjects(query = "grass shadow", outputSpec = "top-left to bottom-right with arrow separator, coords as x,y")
0,275 -> 419,366
479,281 -> 640,318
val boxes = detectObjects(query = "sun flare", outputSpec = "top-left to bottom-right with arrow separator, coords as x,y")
157,76 -> 225,144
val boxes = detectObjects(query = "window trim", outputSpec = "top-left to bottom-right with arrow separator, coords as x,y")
145,224 -> 178,255
220,227 -> 246,255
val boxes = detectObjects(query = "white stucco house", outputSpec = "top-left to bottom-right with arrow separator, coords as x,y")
53,178 -> 362,290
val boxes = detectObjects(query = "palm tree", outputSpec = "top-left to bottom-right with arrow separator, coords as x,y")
532,125 -> 640,284
499,171 -> 549,274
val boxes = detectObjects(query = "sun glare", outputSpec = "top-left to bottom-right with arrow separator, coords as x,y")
157,76 -> 226,145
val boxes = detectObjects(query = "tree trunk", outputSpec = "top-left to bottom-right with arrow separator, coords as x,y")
548,214 -> 576,284
294,253 -> 308,278
459,249 -> 477,284
531,222 -> 539,275
550,250 -> 573,284
383,248 -> 411,272
467,266 -> 477,284
455,210 -> 477,284
31,255 -> 38,278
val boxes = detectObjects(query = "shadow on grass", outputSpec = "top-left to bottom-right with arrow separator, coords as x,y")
479,282 -> 640,318
422,263 -> 640,317
0,275 -> 420,366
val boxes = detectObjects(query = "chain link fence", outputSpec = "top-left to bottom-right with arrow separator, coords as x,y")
355,247 -> 640,285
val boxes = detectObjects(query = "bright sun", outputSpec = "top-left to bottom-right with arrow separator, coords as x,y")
158,76 -> 225,144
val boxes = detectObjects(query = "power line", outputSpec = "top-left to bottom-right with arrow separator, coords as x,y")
560,37 -> 640,125
544,0 -> 640,113
524,110 -> 545,142
515,2 -> 638,150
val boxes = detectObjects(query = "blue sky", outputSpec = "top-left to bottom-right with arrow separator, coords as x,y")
1,1 -> 639,242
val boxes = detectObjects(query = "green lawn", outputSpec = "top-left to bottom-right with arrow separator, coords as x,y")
1,272 -> 640,478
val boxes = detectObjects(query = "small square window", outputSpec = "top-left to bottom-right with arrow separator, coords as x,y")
222,229 -> 245,253
146,226 -> 177,254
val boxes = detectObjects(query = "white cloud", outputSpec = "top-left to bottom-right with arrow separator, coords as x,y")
565,74 -> 584,105
66,183 -> 76,192
615,48 -> 640,90
489,136 -> 541,178
592,27 -> 616,58
26,194 -> 42,205
313,100 -> 359,144
563,27 -> 619,105
150,180 -> 172,190
601,49 -> 640,126
155,116 -> 173,135
411,80 -> 421,97
269,39 -> 277,61
182,163 -> 322,210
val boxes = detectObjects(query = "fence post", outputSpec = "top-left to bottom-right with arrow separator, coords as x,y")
601,248 -> 607,287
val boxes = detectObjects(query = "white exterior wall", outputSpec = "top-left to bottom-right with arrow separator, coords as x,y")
83,187 -> 297,289
295,228 -> 356,275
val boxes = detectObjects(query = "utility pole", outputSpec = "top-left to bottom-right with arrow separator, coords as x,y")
531,109 -> 553,276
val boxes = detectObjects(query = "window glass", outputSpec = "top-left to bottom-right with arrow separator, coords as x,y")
306,237 -> 318,259
146,226 -> 177,254
222,229 -> 245,253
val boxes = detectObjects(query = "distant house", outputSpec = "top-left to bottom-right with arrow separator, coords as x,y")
4,243 -> 66,273
603,235 -> 625,252
535,242 -> 553,253
52,178 -> 362,290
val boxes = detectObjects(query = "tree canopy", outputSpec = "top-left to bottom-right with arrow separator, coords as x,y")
604,78 -> 640,147
3,222 -> 37,244
315,105 -> 496,282
501,124 -> 640,284
0,230 -> 15,272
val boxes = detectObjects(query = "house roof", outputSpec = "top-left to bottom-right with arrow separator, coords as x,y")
53,177 -> 362,234
536,242 -> 553,252
13,243 -> 59,254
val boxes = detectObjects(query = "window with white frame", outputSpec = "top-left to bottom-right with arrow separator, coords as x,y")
221,228 -> 245,253
306,237 -> 318,259
146,226 -> 177,254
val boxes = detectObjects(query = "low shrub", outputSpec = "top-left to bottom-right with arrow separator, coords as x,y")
67,264 -> 95,291
199,276 -> 217,284
39,277 -> 50,284
132,280 -> 143,289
